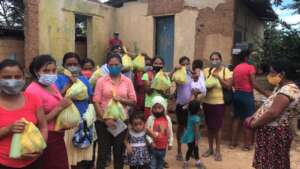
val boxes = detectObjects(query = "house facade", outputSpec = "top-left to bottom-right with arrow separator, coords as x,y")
2,0 -> 276,68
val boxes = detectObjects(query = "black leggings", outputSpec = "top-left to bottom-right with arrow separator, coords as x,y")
185,142 -> 199,161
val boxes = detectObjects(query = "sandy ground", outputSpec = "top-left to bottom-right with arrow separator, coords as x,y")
107,138 -> 300,169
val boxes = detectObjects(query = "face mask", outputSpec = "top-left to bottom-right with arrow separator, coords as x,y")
210,61 -> 221,68
144,65 -> 153,72
0,79 -> 25,95
67,66 -> 81,75
81,70 -> 93,78
38,74 -> 57,86
108,65 -> 122,76
153,111 -> 164,118
267,74 -> 282,86
248,57 -> 255,65
153,66 -> 163,72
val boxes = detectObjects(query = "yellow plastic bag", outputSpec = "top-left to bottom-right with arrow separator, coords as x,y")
132,54 -> 145,71
66,79 -> 88,100
83,104 -> 97,127
10,118 -> 47,159
205,77 -> 219,89
103,92 -> 126,121
151,70 -> 172,91
172,67 -> 188,84
57,67 -> 72,78
122,54 -> 133,71
89,67 -> 103,87
55,103 -> 81,131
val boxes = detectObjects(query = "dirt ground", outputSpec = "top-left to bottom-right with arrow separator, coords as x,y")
108,138 -> 300,169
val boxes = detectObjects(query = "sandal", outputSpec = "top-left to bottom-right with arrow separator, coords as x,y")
214,152 -> 222,161
202,149 -> 214,158
242,145 -> 252,151
229,143 -> 238,149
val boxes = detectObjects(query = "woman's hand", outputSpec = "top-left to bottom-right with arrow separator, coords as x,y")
21,152 -> 41,159
105,119 -> 116,129
244,117 -> 255,129
58,98 -> 72,110
113,96 -> 124,103
212,70 -> 220,79
11,120 -> 26,133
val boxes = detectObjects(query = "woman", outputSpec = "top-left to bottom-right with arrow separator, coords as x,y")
230,49 -> 269,150
55,52 -> 94,169
26,55 -> 70,169
0,59 -> 48,169
93,53 -> 136,169
142,56 -> 169,120
81,57 -> 96,79
245,59 -> 300,169
202,52 -> 232,161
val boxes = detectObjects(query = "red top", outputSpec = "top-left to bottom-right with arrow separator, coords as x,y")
233,63 -> 256,92
153,116 -> 169,150
109,38 -> 123,48
0,92 -> 42,168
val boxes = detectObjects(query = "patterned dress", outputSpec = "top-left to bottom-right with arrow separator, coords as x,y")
253,83 -> 300,169
127,130 -> 151,166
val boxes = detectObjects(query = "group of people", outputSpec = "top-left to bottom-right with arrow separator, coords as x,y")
0,39 -> 299,169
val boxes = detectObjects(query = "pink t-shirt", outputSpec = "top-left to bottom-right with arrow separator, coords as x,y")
153,116 -> 169,150
93,75 -> 137,116
25,82 -> 63,131
0,92 -> 41,168
233,63 -> 256,92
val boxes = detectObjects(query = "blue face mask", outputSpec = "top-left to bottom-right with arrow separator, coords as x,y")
108,65 -> 122,76
38,74 -> 58,86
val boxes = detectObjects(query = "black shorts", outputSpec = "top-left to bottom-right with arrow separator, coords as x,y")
175,104 -> 189,127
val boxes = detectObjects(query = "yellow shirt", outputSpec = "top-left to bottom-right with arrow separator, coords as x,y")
202,67 -> 232,105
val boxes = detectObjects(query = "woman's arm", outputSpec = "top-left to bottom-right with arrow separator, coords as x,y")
36,108 -> 48,141
0,120 -> 26,139
0,125 -> 12,139
94,102 -> 104,120
46,98 -> 71,121
252,94 -> 290,128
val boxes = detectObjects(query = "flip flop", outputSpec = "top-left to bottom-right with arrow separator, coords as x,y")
202,150 -> 214,158
214,152 -> 222,161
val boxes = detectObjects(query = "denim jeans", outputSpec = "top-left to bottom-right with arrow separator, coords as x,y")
150,149 -> 166,169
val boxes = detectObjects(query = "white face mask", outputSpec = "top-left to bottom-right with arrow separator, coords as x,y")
0,79 -> 25,95
38,74 -> 57,86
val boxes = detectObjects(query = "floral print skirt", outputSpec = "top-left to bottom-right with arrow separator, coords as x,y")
253,126 -> 293,169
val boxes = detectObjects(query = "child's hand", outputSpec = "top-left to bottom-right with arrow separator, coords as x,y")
105,119 -> 116,129
168,146 -> 172,150
126,145 -> 133,155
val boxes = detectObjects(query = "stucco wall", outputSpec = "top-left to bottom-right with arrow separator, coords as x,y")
0,37 -> 24,63
235,1 -> 265,45
38,0 -> 114,65
115,2 -> 154,57
174,9 -> 198,64
194,0 -> 235,65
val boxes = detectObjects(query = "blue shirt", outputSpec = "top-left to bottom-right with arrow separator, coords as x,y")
55,74 -> 93,116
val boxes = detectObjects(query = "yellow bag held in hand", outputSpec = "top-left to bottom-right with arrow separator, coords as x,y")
132,54 -> 145,71
172,67 -> 188,84
151,70 -> 172,91
205,77 -> 219,89
55,102 -> 81,131
66,79 -> 88,100
103,91 -> 126,121
89,67 -> 103,87
122,54 -> 133,71
10,118 -> 47,159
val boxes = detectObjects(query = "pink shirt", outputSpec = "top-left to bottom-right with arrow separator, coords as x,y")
93,75 -> 137,117
233,63 -> 256,92
0,92 -> 41,168
26,82 -> 63,131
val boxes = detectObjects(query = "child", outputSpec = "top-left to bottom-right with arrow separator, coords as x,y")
146,96 -> 173,169
181,100 -> 204,169
125,113 -> 154,169
191,59 -> 207,100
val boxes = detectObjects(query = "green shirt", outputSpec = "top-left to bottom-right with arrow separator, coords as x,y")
142,73 -> 167,108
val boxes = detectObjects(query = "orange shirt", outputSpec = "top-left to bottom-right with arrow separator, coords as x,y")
0,93 -> 41,168
93,75 -> 137,118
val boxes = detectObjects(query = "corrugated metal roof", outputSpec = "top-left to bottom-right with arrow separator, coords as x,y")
242,0 -> 277,21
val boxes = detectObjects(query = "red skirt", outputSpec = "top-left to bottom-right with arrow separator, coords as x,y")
41,131 -> 69,169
